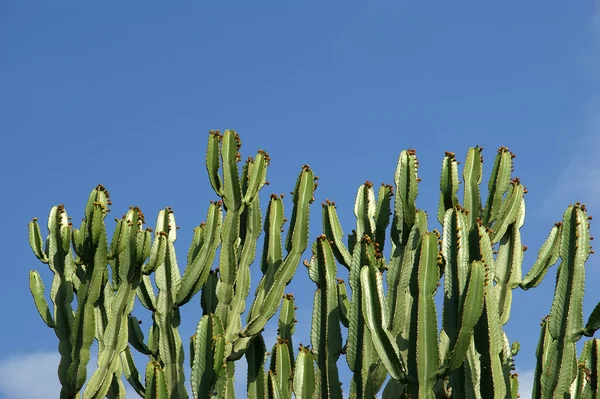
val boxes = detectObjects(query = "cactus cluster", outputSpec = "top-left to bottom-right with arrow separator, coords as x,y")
28,132 -> 600,398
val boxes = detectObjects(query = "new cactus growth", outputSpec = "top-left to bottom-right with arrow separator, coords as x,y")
28,133 -> 600,398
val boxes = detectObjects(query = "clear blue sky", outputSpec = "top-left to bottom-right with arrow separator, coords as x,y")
1,2 -> 600,398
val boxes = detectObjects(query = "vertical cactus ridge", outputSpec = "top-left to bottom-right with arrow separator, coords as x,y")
570,338 -> 600,397
462,146 -> 483,229
494,196 -> 525,326
392,149 -> 419,247
322,201 -> 352,269
482,147 -> 513,227
293,346 -> 317,399
190,314 -> 226,398
438,151 -> 460,225
308,236 -> 343,399
145,361 -> 168,399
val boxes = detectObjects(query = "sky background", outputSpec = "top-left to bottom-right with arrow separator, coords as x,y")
1,2 -> 600,398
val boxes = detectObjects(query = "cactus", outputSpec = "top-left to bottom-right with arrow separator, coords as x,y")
28,135 -> 600,398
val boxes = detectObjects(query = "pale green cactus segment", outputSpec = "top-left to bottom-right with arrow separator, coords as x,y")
243,149 -> 270,205
583,302 -> 600,337
65,193 -> 110,396
277,294 -> 296,367
490,180 -> 525,244
474,282 -> 508,398
220,129 -> 243,212
85,287 -> 138,399
374,183 -> 393,253
549,204 -> 590,341
322,202 -> 352,269
482,147 -> 513,226
206,130 -> 224,196
494,197 -> 525,325
191,314 -> 226,399
267,370 -> 284,399
392,149 -> 418,246
241,166 -> 315,338
386,210 -> 427,337
309,237 -> 343,399
409,232 -> 440,397
128,316 -> 153,356
270,341 -> 294,398
28,218 -> 48,263
145,361 -> 168,399
360,262 -> 405,382
570,338 -> 600,397
437,151 -> 460,225
509,374 -> 519,399
293,347 -> 317,399
441,208 -> 470,344
520,224 -> 560,290
246,334 -> 267,399
259,195 -> 285,290
175,202 -> 222,307
354,182 -> 376,239
144,232 -> 167,275
462,146 -> 483,229
29,270 -> 54,327
215,206 -> 240,324
442,260 -> 485,374
137,274 -> 157,311
225,198 -> 263,345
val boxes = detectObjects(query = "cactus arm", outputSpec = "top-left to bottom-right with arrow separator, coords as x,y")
482,147 -> 512,226
409,232 -> 440,398
352,182 -> 374,239
494,197 -> 525,325
220,129 -> 243,212
520,224 -> 561,290
128,316 -> 153,356
121,347 -> 145,397
175,202 -> 222,307
137,275 -> 157,312
241,166 -> 314,338
267,371 -> 283,399
490,181 -> 524,244
246,335 -> 267,399
201,270 -> 219,315
322,202 -> 352,269
437,151 -> 460,225
442,260 -> 485,374
29,270 -> 54,327
374,183 -> 393,254
391,149 -> 418,246
206,130 -> 224,196
190,314 -> 226,398
309,237 -> 343,399
225,197 -> 263,345
143,233 -> 166,275
293,347 -> 317,399
360,262 -> 406,382
243,150 -> 269,205
270,340 -> 294,398
28,218 -> 48,263
145,361 -> 168,399
86,207 -> 151,399
66,192 -> 110,396
583,302 -> 600,337
462,146 -> 483,229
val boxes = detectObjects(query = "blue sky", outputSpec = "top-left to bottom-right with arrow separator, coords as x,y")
1,2 -> 600,398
